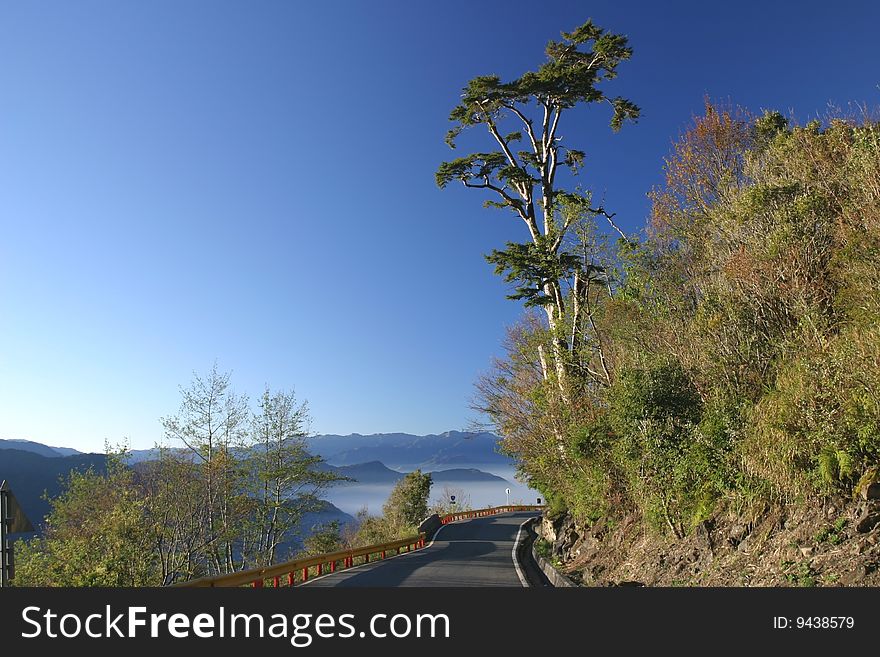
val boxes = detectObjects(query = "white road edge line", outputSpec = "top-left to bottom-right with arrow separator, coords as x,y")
513,517 -> 533,588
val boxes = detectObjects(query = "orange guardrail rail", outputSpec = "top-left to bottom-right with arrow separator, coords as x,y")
174,504 -> 543,588
175,534 -> 426,588
438,504 -> 544,524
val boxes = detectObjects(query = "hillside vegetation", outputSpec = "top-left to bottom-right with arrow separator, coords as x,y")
478,103 -> 880,582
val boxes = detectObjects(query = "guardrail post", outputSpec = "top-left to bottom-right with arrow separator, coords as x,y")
330,560 -> 336,573
301,567 -> 308,583
317,563 -> 323,576
288,572 -> 295,586
252,579 -> 263,588
382,550 -> 386,559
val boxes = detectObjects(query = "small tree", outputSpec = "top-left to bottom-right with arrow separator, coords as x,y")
242,387 -> 341,566
160,365 -> 249,574
382,470 -> 432,532
430,485 -> 472,515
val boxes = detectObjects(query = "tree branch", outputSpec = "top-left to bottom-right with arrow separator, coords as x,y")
462,178 -> 540,240
462,177 -> 522,211
501,102 -> 540,156
591,206 -> 627,239
547,106 -> 563,187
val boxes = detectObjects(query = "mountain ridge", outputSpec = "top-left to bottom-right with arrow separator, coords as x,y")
1,430 -> 513,473
0,438 -> 86,458
306,430 -> 510,470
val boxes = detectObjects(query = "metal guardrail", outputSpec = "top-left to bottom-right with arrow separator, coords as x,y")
175,504 -> 544,588
439,504 -> 545,525
175,535 -> 426,588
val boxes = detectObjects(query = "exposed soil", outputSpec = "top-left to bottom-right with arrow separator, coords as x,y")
538,489 -> 880,587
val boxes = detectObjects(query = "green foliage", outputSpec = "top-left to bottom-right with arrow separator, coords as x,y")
301,521 -> 342,557
347,470 -> 434,549
533,537 -> 564,568
479,98 -> 880,539
815,517 -> 847,546
818,446 -> 855,487
16,370 -> 343,586
438,21 -> 639,406
485,236 -> 590,308
383,469 -> 432,531
533,537 -> 553,560
14,457 -> 156,586
243,387 -> 343,566
347,509 -> 397,547
782,560 -> 818,587
606,362 -> 723,535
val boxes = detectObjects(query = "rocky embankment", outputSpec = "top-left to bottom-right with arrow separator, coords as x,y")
538,483 -> 880,586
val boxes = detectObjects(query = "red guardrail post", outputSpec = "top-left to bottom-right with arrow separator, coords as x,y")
301,567 -> 308,583
252,579 -> 263,588
288,572 -> 295,586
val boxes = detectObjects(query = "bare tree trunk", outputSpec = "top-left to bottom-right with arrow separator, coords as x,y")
537,344 -> 550,381
542,289 -> 571,403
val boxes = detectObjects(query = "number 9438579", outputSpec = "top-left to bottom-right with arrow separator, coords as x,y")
796,617 -> 854,629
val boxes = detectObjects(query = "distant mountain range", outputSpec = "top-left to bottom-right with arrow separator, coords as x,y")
326,460 -> 507,485
2,430 -> 512,472
0,431 -> 513,532
0,438 -> 88,458
307,430 -> 510,470
0,445 -> 356,536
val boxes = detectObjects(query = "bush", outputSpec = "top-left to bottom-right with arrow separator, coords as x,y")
14,463 -> 155,587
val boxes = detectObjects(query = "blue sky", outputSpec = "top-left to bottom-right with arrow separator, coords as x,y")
1,1 -> 878,453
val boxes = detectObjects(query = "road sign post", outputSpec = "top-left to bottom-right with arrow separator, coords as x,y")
1,480 -> 9,587
1,480 -> 35,587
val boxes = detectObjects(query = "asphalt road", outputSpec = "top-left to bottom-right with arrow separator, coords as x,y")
303,511 -> 543,587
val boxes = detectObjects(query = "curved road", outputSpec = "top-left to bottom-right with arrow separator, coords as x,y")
303,511 -> 542,587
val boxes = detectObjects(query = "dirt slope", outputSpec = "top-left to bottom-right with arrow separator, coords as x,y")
539,488 -> 880,587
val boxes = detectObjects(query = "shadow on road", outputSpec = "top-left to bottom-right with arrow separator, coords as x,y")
305,511 -> 540,587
